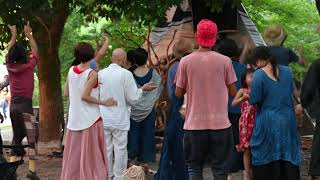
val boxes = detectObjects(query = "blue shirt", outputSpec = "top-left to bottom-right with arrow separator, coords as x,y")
133,69 -> 153,86
228,61 -> 246,113
167,61 -> 179,100
269,46 -> 298,66
249,65 -> 301,166
89,59 -> 97,71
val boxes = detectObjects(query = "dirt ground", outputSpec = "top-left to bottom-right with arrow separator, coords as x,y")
2,136 -> 312,180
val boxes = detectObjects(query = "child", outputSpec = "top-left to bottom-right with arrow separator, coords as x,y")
232,68 -> 256,180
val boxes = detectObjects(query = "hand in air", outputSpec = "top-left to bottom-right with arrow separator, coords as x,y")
102,98 -> 118,106
24,21 -> 33,38
102,33 -> 109,44
8,25 -> 17,36
142,82 -> 157,92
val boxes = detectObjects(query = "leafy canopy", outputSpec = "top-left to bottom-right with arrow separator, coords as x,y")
0,0 -> 181,49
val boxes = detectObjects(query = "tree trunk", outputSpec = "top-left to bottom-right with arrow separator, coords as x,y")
35,6 -> 70,142
37,44 -> 64,142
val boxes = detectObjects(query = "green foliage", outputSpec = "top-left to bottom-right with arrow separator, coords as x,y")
0,0 -> 181,49
243,0 -> 320,81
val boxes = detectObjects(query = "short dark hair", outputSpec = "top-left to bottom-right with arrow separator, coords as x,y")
7,43 -> 28,64
241,68 -> 255,88
74,42 -> 94,63
217,38 -> 239,59
133,48 -> 148,66
127,49 -> 136,65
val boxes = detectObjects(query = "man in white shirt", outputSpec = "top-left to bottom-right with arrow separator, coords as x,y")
99,48 -> 156,180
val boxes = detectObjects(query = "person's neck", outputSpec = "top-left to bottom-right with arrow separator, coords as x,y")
264,62 -> 273,71
112,61 -> 122,67
198,46 -> 211,52
134,65 -> 149,76
78,62 -> 90,70
136,65 -> 148,69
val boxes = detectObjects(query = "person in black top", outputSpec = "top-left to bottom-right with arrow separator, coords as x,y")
300,59 -> 320,180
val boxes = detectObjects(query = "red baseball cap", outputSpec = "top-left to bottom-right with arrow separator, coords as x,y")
195,19 -> 218,48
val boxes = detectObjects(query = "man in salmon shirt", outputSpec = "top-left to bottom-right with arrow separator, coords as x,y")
6,22 -> 40,180
175,19 -> 238,180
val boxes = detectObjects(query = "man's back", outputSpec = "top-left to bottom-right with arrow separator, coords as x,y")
99,63 -> 142,130
175,51 -> 237,130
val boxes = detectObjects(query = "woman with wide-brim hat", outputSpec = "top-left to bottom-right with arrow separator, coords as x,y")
263,24 -> 305,66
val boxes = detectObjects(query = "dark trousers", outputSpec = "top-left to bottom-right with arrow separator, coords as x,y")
228,113 -> 244,173
10,96 -> 36,157
309,118 -> 320,176
184,127 -> 233,180
128,109 -> 156,162
252,160 -> 300,180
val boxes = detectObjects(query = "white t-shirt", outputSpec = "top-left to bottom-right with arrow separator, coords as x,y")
98,63 -> 143,130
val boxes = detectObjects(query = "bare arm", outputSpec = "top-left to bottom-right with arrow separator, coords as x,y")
7,25 -> 17,52
24,21 -> 38,54
81,71 -> 117,106
94,34 -> 109,63
64,79 -> 69,97
232,88 -> 246,106
227,83 -> 237,97
176,87 -> 186,98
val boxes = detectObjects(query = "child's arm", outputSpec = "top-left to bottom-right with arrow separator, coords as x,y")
232,88 -> 248,107
94,34 -> 109,63
24,21 -> 38,54
7,25 -> 17,52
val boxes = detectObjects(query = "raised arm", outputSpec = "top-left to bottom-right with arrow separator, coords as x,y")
24,21 -> 38,54
82,71 -> 117,106
94,34 -> 109,63
7,25 -> 17,52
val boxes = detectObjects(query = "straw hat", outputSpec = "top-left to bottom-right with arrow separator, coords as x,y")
172,38 -> 194,58
195,19 -> 218,48
263,25 -> 287,46
124,165 -> 145,180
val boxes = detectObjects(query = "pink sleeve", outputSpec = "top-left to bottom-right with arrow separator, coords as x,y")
28,50 -> 38,67
225,61 -> 237,85
174,60 -> 187,90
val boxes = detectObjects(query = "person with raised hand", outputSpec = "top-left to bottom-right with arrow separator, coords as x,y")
6,21 -> 40,180
61,42 -> 117,180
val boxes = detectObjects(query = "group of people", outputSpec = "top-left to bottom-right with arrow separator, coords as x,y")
61,41 -> 162,180
2,17 -> 320,180
156,19 -> 307,180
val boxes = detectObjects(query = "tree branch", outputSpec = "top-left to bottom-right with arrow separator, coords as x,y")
34,16 -> 52,52
115,30 -> 141,47
166,30 -> 177,65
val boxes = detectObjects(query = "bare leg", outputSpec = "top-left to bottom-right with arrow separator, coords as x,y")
227,174 -> 233,180
243,150 -> 252,180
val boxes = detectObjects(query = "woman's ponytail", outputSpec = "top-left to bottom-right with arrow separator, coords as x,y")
269,56 -> 279,80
